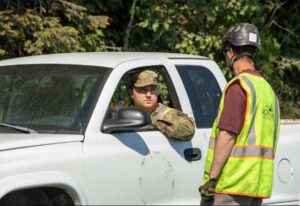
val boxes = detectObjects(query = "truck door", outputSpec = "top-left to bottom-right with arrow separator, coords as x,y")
83,58 -> 206,204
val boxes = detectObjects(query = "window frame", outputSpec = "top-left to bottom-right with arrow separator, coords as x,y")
103,65 -> 182,133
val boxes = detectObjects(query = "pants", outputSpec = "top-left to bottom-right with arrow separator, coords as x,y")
201,193 -> 263,206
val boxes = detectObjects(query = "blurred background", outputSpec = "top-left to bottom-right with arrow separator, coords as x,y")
0,0 -> 299,118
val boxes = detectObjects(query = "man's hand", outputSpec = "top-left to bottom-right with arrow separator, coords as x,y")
199,179 -> 216,201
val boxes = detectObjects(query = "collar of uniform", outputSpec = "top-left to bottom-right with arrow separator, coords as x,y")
150,103 -> 161,117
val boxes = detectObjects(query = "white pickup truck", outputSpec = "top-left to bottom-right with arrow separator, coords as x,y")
0,52 -> 299,205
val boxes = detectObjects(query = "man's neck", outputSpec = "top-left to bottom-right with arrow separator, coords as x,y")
233,59 -> 255,76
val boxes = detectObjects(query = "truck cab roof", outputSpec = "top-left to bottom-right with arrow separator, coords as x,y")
0,52 -> 208,68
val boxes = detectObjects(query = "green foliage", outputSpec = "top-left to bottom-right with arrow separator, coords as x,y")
265,57 -> 300,118
124,0 -> 300,118
0,0 -> 109,59
157,74 -> 169,106
0,0 -> 299,118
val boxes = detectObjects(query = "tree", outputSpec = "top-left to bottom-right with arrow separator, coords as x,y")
0,0 -> 299,118
109,0 -> 300,118
0,0 -> 110,59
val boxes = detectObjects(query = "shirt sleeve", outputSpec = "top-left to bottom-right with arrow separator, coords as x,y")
218,81 -> 246,135
152,107 -> 195,141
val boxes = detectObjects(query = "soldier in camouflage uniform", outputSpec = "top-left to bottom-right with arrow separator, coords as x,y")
130,70 -> 195,141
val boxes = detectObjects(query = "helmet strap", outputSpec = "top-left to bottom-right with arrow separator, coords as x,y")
225,55 -> 234,73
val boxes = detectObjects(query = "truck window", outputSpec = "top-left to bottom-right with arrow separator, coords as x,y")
110,66 -> 178,111
176,65 -> 222,128
0,64 -> 110,134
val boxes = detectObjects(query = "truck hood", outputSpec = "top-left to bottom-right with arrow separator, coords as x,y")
0,134 -> 84,151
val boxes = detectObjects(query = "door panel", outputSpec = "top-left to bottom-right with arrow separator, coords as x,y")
84,130 -> 205,204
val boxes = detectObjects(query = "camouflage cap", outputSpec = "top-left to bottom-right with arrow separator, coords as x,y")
133,70 -> 158,87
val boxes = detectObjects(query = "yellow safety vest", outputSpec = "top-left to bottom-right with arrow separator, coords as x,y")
203,72 -> 280,198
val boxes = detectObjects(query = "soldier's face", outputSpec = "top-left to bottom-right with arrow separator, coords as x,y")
132,85 -> 158,113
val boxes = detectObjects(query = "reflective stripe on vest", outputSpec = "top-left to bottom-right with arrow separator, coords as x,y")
241,76 -> 257,145
209,138 -> 273,159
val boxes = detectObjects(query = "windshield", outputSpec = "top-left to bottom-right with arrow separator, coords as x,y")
0,64 -> 110,134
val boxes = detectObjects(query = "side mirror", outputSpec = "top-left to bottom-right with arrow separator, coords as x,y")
102,108 -> 152,133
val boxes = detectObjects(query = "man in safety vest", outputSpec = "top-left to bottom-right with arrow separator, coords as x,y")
199,23 -> 280,205
130,69 -> 195,141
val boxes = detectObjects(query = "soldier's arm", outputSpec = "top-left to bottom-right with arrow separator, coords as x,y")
153,108 -> 195,141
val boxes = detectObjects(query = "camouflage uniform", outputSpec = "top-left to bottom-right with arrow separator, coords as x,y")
151,103 -> 195,141
132,70 -> 195,141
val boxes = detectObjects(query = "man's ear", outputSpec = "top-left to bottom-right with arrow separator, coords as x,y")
228,48 -> 236,59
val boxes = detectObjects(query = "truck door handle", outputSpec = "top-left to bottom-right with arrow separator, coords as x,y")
184,148 -> 201,161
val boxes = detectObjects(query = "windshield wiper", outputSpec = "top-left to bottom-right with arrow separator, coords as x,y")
0,123 -> 38,134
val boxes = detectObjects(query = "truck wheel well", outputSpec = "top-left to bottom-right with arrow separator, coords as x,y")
0,187 -> 74,206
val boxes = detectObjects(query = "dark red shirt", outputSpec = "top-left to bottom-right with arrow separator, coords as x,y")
218,69 -> 262,135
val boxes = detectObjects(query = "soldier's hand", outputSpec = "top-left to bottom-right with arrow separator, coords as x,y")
199,179 -> 216,201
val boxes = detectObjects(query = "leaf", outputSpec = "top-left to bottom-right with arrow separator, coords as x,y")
152,22 -> 159,32
163,22 -> 170,30
138,19 -> 149,28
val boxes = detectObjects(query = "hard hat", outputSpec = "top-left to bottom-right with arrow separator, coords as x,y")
222,23 -> 261,50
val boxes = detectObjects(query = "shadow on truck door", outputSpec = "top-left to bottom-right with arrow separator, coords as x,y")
113,132 -> 150,156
